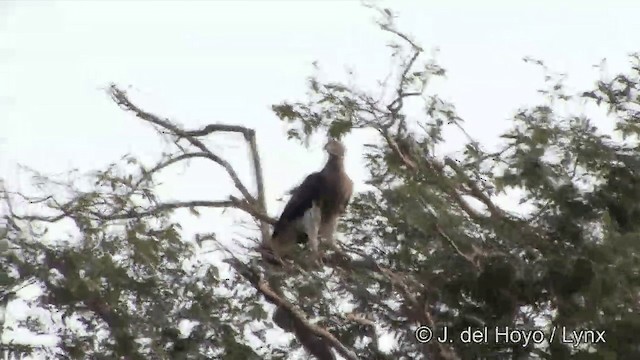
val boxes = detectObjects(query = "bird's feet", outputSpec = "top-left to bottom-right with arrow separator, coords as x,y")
258,246 -> 289,268
311,251 -> 326,268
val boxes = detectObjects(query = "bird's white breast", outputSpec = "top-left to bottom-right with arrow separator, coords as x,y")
298,202 -> 322,235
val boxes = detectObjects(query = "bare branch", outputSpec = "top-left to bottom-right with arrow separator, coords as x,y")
108,84 -> 256,203
94,200 -> 234,220
244,130 -> 270,242
14,198 -> 276,226
182,123 -> 270,240
183,123 -> 255,137
134,152 -> 211,187
108,89 -> 271,241
229,195 -> 275,226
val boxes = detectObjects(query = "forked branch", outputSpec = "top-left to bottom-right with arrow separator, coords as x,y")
107,84 -> 272,240
108,85 -> 257,205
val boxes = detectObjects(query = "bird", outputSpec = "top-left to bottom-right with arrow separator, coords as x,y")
261,138 -> 353,267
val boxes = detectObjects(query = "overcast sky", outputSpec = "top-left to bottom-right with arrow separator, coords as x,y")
2,0 -> 640,357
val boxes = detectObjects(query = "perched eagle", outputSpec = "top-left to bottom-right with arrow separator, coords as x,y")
262,139 -> 353,266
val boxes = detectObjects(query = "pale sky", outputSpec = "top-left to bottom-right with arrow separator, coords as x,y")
1,1 -> 640,358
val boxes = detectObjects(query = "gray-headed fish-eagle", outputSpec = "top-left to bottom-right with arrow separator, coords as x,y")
261,139 -> 353,266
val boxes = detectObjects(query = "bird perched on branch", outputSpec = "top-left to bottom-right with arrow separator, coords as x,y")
261,138 -> 353,267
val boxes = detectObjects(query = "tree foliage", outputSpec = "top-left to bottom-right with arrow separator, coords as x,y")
2,6 -> 640,360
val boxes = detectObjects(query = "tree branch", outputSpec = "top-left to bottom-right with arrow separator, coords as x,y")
444,157 -> 505,219
44,251 -> 145,360
14,198 -> 276,227
323,244 -> 462,359
116,99 -> 272,242
380,267 -> 459,360
134,152 -> 211,187
244,130 -> 270,242
345,313 -> 390,359
108,84 -> 256,204
229,259 -> 357,360
229,195 -> 275,226
434,224 -> 480,269
182,123 -> 270,240
183,123 -> 254,137
94,200 -> 234,220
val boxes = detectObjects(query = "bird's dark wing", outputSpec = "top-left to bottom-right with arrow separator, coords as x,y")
272,172 -> 325,238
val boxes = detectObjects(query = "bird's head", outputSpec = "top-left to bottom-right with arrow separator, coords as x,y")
324,138 -> 346,157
